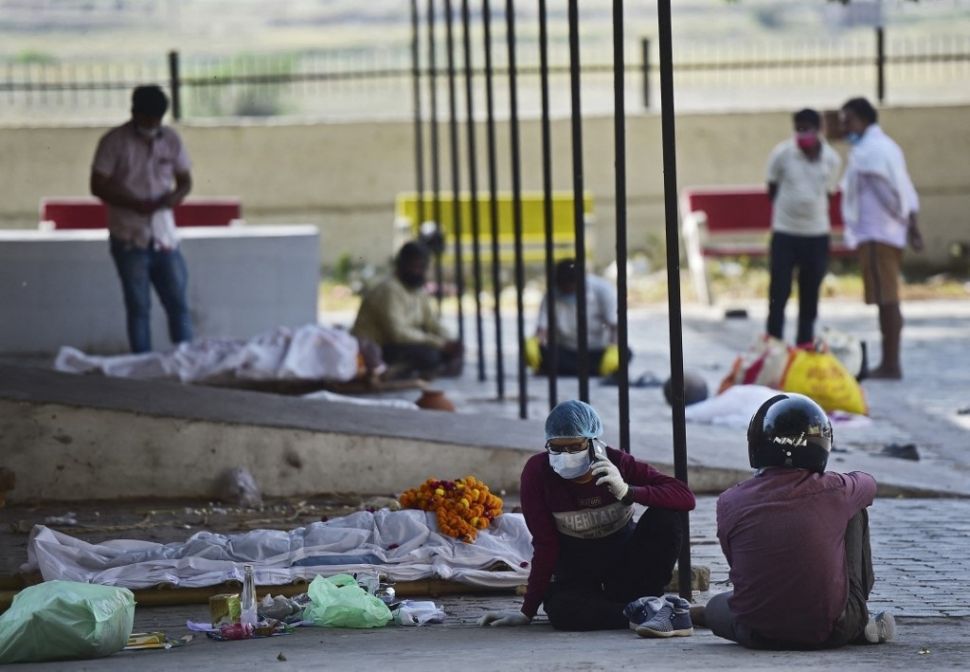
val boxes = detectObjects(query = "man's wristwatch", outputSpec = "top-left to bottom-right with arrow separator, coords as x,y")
620,488 -> 635,506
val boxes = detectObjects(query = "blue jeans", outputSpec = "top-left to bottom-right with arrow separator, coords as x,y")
110,237 -> 193,353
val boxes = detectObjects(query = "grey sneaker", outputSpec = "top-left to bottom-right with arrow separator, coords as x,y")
635,595 -> 694,638
623,596 -> 665,631
863,611 -> 896,644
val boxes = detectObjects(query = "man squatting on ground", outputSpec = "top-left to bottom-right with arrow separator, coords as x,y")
839,97 -> 923,380
765,108 -> 842,345
479,400 -> 697,636
693,393 -> 896,649
91,85 -> 194,354
352,241 -> 463,380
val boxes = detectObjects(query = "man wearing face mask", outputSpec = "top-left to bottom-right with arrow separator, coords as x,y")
764,108 -> 842,346
352,241 -> 462,379
90,84 -> 193,353
535,259 -> 620,376
839,97 -> 923,380
480,400 -> 696,634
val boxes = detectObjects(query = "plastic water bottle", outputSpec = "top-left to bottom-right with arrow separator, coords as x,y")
240,564 -> 258,627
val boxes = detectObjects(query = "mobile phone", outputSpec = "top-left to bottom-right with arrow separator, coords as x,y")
590,439 -> 608,462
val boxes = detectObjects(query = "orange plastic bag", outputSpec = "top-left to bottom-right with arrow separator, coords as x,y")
780,347 -> 868,415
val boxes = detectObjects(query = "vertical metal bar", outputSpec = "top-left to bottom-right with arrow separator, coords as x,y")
641,37 -> 651,110
506,0 -> 528,420
567,0 -> 590,402
168,50 -> 181,121
483,0 -> 505,400
657,0 -> 692,601
462,0 -> 487,382
538,0 -> 558,408
411,0 -> 426,226
876,26 -> 886,104
427,0 -> 444,307
614,0 -> 630,454
445,0 -> 466,347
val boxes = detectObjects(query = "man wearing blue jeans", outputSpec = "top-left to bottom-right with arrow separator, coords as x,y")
91,85 -> 194,353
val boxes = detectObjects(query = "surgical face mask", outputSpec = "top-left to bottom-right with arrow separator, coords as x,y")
844,131 -> 862,146
795,131 -> 818,152
548,448 -> 592,480
136,125 -> 161,140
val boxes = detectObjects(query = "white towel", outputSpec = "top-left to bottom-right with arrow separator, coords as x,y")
150,208 -> 179,250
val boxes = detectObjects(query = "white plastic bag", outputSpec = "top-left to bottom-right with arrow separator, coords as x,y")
393,600 -> 446,626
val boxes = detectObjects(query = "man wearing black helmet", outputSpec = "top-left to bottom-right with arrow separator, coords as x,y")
693,393 -> 894,649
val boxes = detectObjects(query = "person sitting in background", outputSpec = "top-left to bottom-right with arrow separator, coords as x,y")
535,259 -> 621,377
352,241 -> 462,379
479,400 -> 696,636
693,393 -> 895,649
765,108 -> 842,345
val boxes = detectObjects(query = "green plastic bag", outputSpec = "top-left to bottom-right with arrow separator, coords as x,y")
0,580 -> 135,664
304,574 -> 391,629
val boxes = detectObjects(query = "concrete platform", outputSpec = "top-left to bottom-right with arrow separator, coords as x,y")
0,365 -> 539,503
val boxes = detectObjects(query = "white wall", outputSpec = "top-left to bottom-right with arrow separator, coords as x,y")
0,226 -> 320,354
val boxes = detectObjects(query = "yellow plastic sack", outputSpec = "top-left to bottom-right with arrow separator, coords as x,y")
780,348 -> 868,415
599,344 -> 620,377
524,336 -> 542,372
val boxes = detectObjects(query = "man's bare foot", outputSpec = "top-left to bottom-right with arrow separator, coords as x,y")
868,366 -> 902,380
689,605 -> 708,628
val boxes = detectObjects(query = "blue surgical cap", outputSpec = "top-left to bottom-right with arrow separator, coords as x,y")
545,400 -> 604,441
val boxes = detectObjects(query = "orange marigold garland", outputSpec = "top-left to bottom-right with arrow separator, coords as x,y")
399,476 -> 504,542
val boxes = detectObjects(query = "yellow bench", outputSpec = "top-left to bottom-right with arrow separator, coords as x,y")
394,191 -> 594,266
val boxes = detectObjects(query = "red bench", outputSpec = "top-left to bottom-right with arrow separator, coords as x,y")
39,197 -> 243,230
680,186 -> 851,305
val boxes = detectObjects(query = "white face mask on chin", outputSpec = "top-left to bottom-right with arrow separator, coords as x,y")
136,125 -> 161,140
549,449 -> 591,480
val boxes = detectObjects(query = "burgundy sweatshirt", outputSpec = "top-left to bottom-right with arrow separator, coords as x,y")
519,446 -> 696,618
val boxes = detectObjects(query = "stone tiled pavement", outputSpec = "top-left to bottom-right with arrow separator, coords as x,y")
689,496 -> 970,620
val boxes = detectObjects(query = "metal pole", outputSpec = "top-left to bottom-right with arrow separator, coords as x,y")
411,0 -> 426,226
168,50 -> 181,121
506,0 -> 528,420
657,0 -> 692,601
483,0 -> 505,400
876,26 -> 886,104
614,0 -> 630,454
461,0 -> 487,382
445,0 -> 466,347
567,0 -> 590,402
538,0 -> 558,408
427,0 -> 444,307
641,37 -> 651,110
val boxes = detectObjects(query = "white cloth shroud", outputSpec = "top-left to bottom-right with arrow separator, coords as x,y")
54,324 -> 361,383
24,509 -> 532,590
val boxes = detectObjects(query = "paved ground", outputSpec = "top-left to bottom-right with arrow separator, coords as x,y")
321,298 -> 970,496
7,496 -> 969,671
3,298 -> 969,668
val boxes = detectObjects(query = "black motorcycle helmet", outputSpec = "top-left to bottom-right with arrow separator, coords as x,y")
747,393 -> 833,473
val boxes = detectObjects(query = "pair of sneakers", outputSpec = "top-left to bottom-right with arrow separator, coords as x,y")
623,595 -> 693,638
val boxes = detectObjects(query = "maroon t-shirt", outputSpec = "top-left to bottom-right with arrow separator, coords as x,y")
519,446 -> 696,618
716,468 -> 877,644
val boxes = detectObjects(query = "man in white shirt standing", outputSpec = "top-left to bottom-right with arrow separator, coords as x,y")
765,108 -> 842,345
536,259 -> 620,376
839,98 -> 923,380
91,85 -> 194,353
